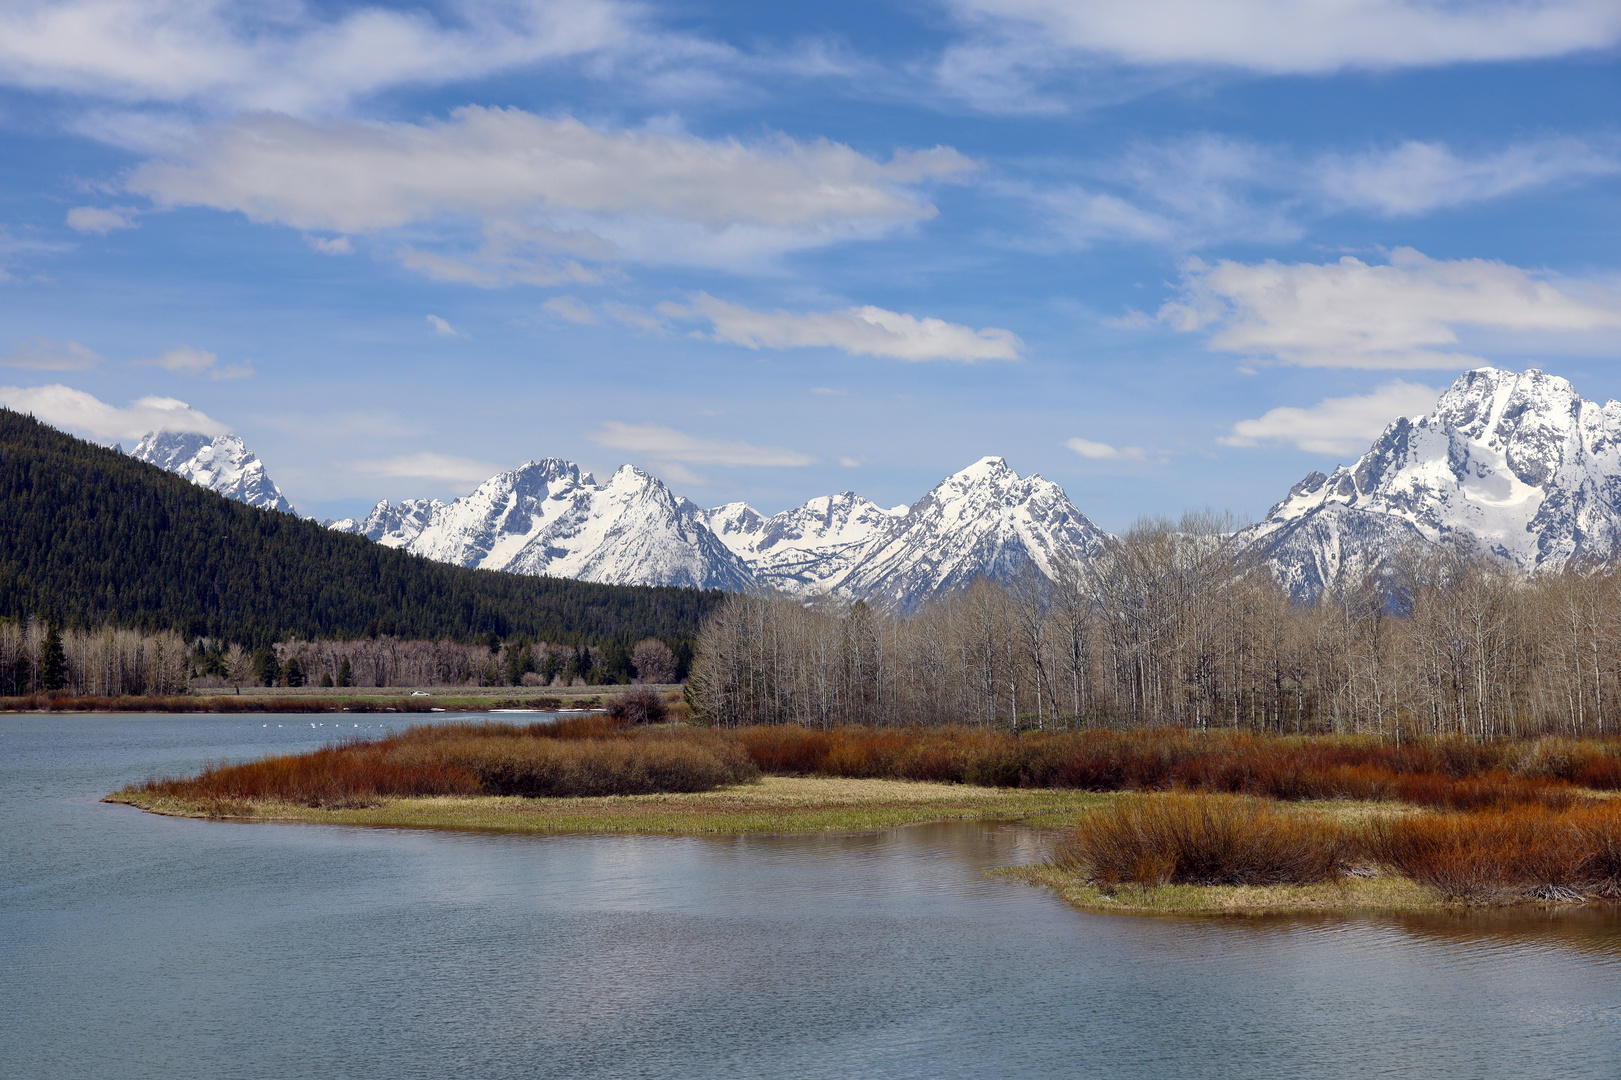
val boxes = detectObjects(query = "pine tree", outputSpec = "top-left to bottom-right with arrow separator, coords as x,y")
337,656 -> 352,687
39,626 -> 66,692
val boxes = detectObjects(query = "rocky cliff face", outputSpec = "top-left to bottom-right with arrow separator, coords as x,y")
1242,368 -> 1621,597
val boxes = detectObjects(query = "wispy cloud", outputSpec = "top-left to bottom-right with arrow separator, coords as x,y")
140,345 -> 253,379
1064,436 -> 1159,463
1028,136 -> 1619,251
353,452 -> 500,488
66,206 -> 139,234
426,315 -> 464,338
591,421 -> 817,467
940,0 -> 1621,94
1223,381 -> 1442,455
669,293 -> 1022,361
0,384 -> 227,441
0,0 -> 653,115
1160,248 -> 1621,369
542,297 -> 597,324
2,339 -> 101,371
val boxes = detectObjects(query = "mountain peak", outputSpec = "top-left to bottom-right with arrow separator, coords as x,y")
1243,366 -> 1621,597
130,430 -> 293,514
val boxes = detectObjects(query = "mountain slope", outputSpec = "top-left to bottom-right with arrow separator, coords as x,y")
1242,368 -> 1621,597
129,430 -> 294,514
0,410 -> 723,645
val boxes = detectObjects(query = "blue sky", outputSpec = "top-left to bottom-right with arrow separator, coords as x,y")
0,1 -> 1618,528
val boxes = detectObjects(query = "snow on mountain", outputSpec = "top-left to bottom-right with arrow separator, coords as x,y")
331,454 -> 1108,606
836,456 -> 1110,610
342,459 -> 758,591
324,498 -> 446,547
129,430 -> 294,514
1242,368 -> 1621,597
698,492 -> 908,596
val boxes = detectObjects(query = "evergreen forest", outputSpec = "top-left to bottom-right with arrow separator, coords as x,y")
0,410 -> 724,649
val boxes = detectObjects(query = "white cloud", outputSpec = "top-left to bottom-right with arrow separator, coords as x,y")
305,235 -> 352,255
426,315 -> 464,337
1160,248 -> 1621,369
127,108 -> 975,275
0,384 -> 227,441
672,293 -> 1022,361
353,452 -> 499,488
591,421 -> 817,466
2,339 -> 101,370
0,0 -> 649,115
1064,437 -> 1151,461
542,297 -> 597,324
66,205 -> 139,233
945,0 -> 1621,75
1317,139 -> 1621,216
1222,380 -> 1441,455
139,344 -> 252,379
838,456 -> 862,467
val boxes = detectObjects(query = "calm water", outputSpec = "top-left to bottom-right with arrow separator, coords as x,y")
3,715 -> 1620,1080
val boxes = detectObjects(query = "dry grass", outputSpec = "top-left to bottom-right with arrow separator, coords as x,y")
1004,864 -> 1438,916
110,775 -> 1105,835
1055,793 -> 1348,887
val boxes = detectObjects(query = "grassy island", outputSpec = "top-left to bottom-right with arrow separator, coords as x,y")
109,720 -> 1621,915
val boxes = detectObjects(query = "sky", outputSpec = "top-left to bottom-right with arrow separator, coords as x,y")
0,0 -> 1618,529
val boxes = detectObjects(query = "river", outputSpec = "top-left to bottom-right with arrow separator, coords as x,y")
3,713 -> 1619,1079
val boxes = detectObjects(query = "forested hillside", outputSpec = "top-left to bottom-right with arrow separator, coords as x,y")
0,410 -> 724,646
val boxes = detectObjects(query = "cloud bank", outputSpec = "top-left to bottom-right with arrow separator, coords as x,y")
0,384 -> 228,441
591,421 -> 817,467
127,108 -> 975,275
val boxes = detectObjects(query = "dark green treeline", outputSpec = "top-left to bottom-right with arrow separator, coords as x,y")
0,409 -> 725,647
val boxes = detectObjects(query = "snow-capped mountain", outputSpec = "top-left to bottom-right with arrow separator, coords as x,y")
703,457 -> 1108,608
1242,368 -> 1621,597
833,457 -> 1110,609
329,459 -> 757,591
129,430 -> 294,514
698,492 -> 909,596
324,498 -> 446,548
332,455 -> 1108,606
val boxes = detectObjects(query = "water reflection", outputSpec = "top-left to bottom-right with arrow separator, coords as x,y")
3,714 -> 1620,1080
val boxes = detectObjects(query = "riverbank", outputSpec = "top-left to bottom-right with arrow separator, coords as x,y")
0,686 -> 638,713
108,775 -> 1106,834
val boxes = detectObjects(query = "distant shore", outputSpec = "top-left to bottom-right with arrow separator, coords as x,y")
0,685 -> 678,714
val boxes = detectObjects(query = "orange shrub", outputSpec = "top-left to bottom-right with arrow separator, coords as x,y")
1057,794 -> 1347,887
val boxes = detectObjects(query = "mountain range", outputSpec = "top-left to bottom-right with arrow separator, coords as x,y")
127,367 -> 1621,605
323,454 -> 1109,609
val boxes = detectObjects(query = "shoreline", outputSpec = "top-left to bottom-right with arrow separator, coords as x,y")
106,775 -> 1105,835
106,778 -> 1621,916
1,687 -> 632,714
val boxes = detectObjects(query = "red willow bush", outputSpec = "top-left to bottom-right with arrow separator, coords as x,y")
731,726 -> 1607,809
1366,803 -> 1621,900
1056,794 -> 1347,887
135,719 -> 756,806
